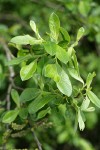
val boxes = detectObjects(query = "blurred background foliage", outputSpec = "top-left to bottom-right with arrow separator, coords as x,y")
0,0 -> 100,150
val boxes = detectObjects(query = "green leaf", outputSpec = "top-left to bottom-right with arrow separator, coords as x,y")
81,96 -> 90,111
19,108 -> 28,119
20,60 -> 37,81
56,45 -> 69,64
78,109 -> 85,131
87,91 -> 100,108
86,72 -> 96,88
60,27 -> 70,43
20,88 -> 40,102
78,1 -> 90,17
10,35 -> 43,45
49,12 -> 60,42
0,64 -> 2,73
30,20 -> 41,39
2,110 -> 19,123
72,52 -> 79,73
44,64 -> 60,82
28,95 -> 54,114
96,32 -> 100,44
6,54 -> 32,66
77,27 -> 85,41
30,20 -> 37,33
11,89 -> 20,107
10,35 -> 35,45
83,107 -> 95,112
68,68 -> 84,84
56,65 -> 72,96
43,41 -> 57,56
37,107 -> 51,120
44,41 -> 69,64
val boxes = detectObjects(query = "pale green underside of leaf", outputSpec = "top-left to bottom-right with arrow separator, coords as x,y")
44,63 -> 72,96
49,12 -> 60,42
86,72 -> 96,88
78,109 -> 85,131
77,27 -> 85,41
81,96 -> 90,111
55,45 -> 69,64
57,69 -> 72,97
68,68 -> 84,84
30,20 -> 41,39
44,64 -> 60,82
83,107 -> 95,112
30,20 -> 37,33
87,91 -> 100,108
10,35 -> 42,45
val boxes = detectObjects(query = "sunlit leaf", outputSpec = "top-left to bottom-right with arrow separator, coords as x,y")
83,107 -> 95,112
77,27 -> 85,41
86,72 -> 96,88
81,96 -> 90,111
78,109 -> 85,131
44,64 -> 60,82
30,20 -> 42,39
43,41 -> 57,56
49,12 -> 60,42
2,110 -> 19,123
87,91 -> 100,108
68,68 -> 84,84
20,60 -> 37,81
56,65 -> 72,96
10,35 -> 42,45
56,45 -> 69,64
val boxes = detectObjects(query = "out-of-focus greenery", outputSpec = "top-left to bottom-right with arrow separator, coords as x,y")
0,0 -> 100,150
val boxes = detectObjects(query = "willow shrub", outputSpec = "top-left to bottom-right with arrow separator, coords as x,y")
1,13 -> 100,148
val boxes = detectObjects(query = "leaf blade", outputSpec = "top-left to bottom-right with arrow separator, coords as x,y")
11,89 -> 20,107
2,110 -> 19,123
49,12 -> 60,42
87,91 -> 100,108
28,95 -> 54,114
20,60 -> 37,81
20,88 -> 40,102
6,54 -> 32,66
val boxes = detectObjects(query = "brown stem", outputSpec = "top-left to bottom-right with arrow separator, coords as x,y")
31,130 -> 42,150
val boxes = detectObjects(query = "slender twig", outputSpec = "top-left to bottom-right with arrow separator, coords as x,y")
31,129 -> 42,150
0,37 -> 24,92
0,38 -> 15,110
0,14 -> 28,28
30,0 -> 64,11
28,120 -> 42,150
